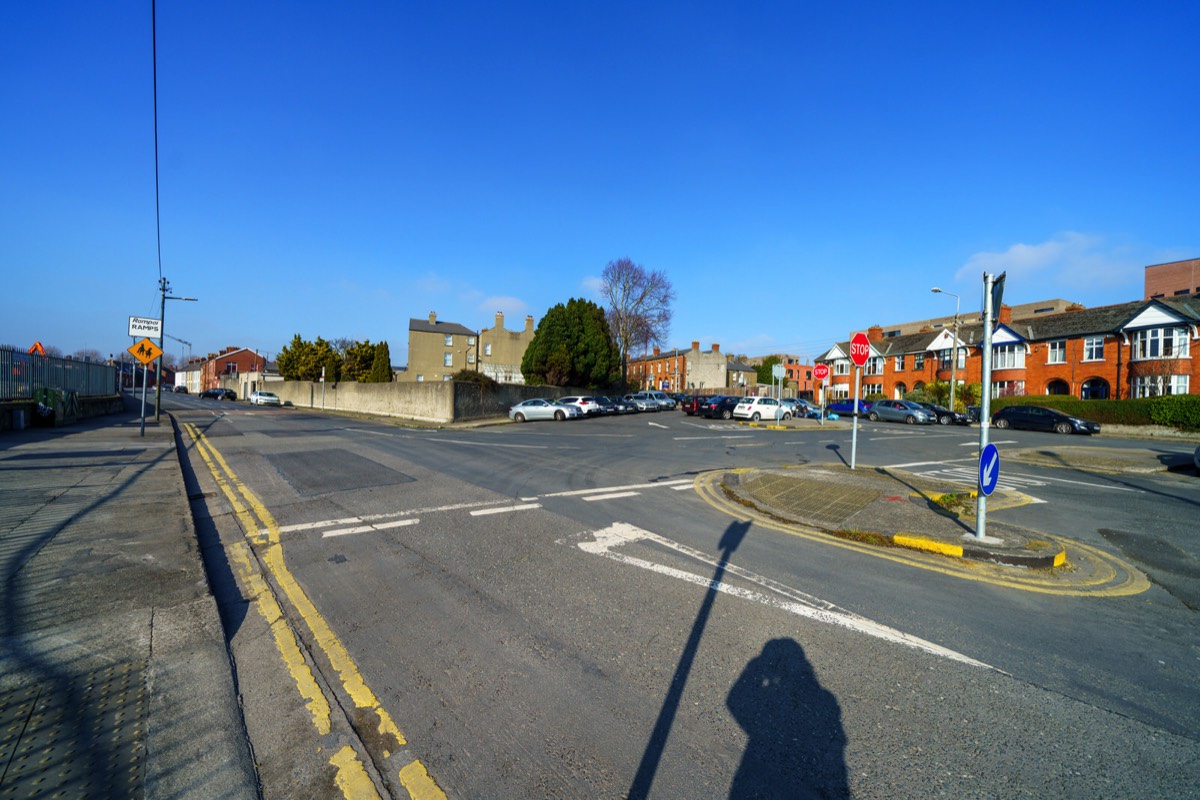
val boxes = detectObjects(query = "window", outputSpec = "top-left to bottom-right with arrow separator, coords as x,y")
443,353 -> 453,367
416,374 -> 424,382
864,383 -> 883,396
467,336 -> 475,345
993,344 -> 1025,369
1133,327 -> 1189,360
834,360 -> 850,375
1047,340 -> 1066,364
894,355 -> 905,371
1084,337 -> 1104,361
467,353 -> 475,364
444,334 -> 453,346
866,357 -> 884,375
938,350 -> 951,370
1133,375 -> 1190,397
990,380 -> 1025,398
443,375 -> 452,381
484,343 -> 492,356
913,353 -> 925,370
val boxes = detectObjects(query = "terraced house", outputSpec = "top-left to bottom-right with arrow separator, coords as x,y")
818,296 -> 1200,402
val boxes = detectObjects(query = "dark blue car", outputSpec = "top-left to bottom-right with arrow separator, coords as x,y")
825,398 -> 872,416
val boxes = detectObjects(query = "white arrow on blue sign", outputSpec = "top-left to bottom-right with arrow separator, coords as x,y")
978,442 -> 1000,496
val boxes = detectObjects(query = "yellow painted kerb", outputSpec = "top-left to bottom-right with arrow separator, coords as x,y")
893,534 -> 964,558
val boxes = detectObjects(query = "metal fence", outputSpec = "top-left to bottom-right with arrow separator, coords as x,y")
0,349 -> 119,399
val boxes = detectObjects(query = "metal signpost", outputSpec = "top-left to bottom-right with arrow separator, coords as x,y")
128,337 -> 163,437
813,363 -> 830,426
974,271 -> 1005,540
848,331 -> 871,470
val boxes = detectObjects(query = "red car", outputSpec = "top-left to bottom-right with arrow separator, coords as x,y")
680,395 -> 709,415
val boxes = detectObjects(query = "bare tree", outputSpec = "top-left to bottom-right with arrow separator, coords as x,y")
601,257 -> 674,387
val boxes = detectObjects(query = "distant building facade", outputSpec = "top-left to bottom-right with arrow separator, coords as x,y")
402,312 -> 478,383
201,347 -> 266,390
1145,258 -> 1200,300
478,312 -> 536,384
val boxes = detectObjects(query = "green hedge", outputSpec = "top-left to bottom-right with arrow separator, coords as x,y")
989,395 -> 1200,430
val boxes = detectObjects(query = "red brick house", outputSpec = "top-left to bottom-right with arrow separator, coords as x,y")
817,297 -> 1200,404
201,346 -> 267,390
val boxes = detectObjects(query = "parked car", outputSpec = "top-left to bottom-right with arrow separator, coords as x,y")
680,395 -> 708,415
702,396 -> 739,420
733,396 -> 790,422
966,405 -> 982,423
648,390 -> 676,410
199,388 -> 236,400
991,405 -> 1101,435
508,398 -> 579,422
603,395 -> 636,414
591,396 -> 617,415
248,391 -> 282,406
794,399 -> 823,418
868,399 -> 934,425
173,385 -> 189,394
918,402 -> 969,426
559,396 -> 602,416
826,398 -> 871,416
625,393 -> 658,412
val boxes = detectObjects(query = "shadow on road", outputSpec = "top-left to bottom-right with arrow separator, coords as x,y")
727,638 -> 848,798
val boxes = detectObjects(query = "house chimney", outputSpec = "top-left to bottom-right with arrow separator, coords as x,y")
868,325 -> 884,342
525,315 -> 535,332
691,340 -> 700,351
998,305 -> 1012,324
495,311 -> 505,329
712,343 -> 720,353
429,311 -> 437,324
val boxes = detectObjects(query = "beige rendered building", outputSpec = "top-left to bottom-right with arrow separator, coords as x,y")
403,312 -> 478,382
478,312 -> 536,384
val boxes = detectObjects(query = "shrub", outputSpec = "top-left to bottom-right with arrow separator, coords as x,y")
1148,395 -> 1200,431
451,370 -> 498,390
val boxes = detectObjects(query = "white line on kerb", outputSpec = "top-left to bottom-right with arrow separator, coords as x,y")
470,503 -> 542,516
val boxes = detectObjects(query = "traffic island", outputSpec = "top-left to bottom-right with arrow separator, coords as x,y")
717,465 -> 1066,569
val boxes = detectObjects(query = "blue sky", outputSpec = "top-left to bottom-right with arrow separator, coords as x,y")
3,1 -> 1197,366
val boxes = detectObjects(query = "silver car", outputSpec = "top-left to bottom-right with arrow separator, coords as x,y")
868,399 -> 934,424
508,398 -> 580,422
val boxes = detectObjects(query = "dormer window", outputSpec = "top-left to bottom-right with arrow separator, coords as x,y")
1132,327 -> 1189,360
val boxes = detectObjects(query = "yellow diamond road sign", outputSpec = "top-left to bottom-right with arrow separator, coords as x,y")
128,337 -> 163,366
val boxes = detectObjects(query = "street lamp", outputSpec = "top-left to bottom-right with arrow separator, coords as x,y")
156,277 -> 198,420
931,287 -> 960,414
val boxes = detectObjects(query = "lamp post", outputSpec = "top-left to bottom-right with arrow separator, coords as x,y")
155,277 -> 198,421
931,287 -> 960,414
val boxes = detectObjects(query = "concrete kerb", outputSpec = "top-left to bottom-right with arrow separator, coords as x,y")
716,465 -> 1067,569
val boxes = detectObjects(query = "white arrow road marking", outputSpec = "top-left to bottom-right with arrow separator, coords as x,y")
575,523 -> 998,671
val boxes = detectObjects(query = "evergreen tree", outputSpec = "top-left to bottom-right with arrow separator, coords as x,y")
522,298 -> 620,387
342,340 -> 377,382
368,341 -> 393,382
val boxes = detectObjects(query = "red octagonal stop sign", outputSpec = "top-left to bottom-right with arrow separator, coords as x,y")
850,331 -> 871,367
813,363 -> 830,381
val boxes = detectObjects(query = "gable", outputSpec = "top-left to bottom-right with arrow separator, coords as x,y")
989,325 -> 1025,346
1120,303 -> 1190,331
926,330 -> 961,351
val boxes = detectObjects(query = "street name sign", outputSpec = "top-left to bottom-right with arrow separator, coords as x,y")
850,332 -> 871,367
978,442 -> 1000,496
128,338 -> 164,366
128,316 -> 162,338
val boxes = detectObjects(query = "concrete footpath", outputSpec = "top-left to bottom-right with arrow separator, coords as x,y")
0,399 -> 257,798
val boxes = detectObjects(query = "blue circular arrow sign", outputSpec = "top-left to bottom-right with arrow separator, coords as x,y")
978,442 -> 1000,496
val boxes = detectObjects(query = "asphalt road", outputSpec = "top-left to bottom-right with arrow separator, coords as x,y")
169,395 -> 1200,798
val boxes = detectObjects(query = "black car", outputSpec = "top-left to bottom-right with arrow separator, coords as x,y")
991,405 -> 1100,435
702,396 -> 740,420
918,402 -> 969,426
199,388 -> 237,401
173,385 -> 189,394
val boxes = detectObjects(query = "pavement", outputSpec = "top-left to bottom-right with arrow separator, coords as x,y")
0,397 -> 257,798
0,399 -> 1195,797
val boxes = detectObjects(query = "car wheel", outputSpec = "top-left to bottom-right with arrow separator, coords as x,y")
994,418 -> 1009,429
782,412 -> 791,421
722,409 -> 732,420
939,415 -> 951,425
514,412 -> 526,423
1054,421 -> 1073,435
869,412 -> 879,421
752,412 -> 761,421
905,415 -> 917,424
554,410 -> 566,421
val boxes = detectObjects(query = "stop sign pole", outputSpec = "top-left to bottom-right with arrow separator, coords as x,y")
849,331 -> 871,469
812,363 -> 830,426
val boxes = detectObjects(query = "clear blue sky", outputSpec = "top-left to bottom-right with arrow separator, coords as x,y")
3,1 -> 1197,366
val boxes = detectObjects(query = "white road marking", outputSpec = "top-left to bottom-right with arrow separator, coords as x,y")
648,422 -> 669,429
672,484 -> 694,490
575,523 -> 997,670
323,518 -> 420,538
583,491 -> 641,502
543,479 -> 692,498
672,435 -> 754,441
349,428 -> 550,449
960,440 -> 1018,446
470,503 -> 542,516
881,458 -> 977,469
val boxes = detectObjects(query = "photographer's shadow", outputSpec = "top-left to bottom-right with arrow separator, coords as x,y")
726,638 -> 849,799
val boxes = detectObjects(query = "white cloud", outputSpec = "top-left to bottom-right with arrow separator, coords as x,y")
955,232 -> 1135,289
580,276 -> 604,298
478,296 -> 528,316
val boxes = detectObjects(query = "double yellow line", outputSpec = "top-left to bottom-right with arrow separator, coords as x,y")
185,422 -> 445,799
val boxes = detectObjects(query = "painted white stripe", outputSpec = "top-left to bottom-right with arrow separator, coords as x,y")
672,435 -> 754,440
470,503 -> 542,516
323,518 -> 420,538
881,458 -> 977,469
270,500 -> 514,536
672,484 -> 694,490
577,523 -> 997,670
349,428 -> 550,449
542,479 -> 692,498
648,422 -> 669,429
960,440 -> 1018,446
583,491 -> 641,502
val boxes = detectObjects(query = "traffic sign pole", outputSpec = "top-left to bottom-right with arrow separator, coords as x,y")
850,366 -> 861,469
848,332 -> 871,470
974,272 -> 1001,540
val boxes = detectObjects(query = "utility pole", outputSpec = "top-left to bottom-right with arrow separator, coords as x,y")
155,278 -> 197,421
931,287 -> 961,412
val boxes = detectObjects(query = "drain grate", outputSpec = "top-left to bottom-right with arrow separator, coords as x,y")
0,660 -> 147,798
